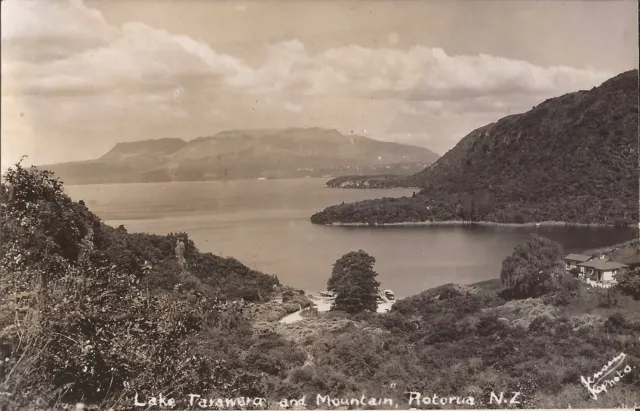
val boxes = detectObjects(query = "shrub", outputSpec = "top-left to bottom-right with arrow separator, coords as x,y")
529,315 -> 556,333
615,268 -> 640,299
598,288 -> 620,308
555,272 -> 581,293
604,312 -> 628,332
485,298 -> 557,330
543,290 -> 573,306
438,285 -> 463,300
475,315 -> 510,338
500,236 -> 564,299
282,290 -> 295,303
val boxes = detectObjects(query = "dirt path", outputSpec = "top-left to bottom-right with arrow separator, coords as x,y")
279,295 -> 395,324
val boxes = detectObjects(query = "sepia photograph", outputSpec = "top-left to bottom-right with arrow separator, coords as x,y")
1,0 -> 639,409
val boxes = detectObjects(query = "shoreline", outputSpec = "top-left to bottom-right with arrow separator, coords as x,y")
324,220 -> 635,228
324,185 -> 421,190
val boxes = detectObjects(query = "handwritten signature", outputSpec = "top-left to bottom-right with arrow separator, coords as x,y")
580,352 -> 632,400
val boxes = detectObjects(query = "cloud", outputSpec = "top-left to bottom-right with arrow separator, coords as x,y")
0,0 -> 618,166
388,32 -> 400,46
2,0 -> 254,97
1,0 -> 612,101
297,46 -> 613,100
398,104 -> 424,116
283,102 -> 302,113
1,0 -> 115,46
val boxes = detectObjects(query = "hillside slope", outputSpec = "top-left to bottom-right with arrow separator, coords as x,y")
0,163 -> 304,408
312,70 -> 638,225
2,163 -> 639,409
40,128 -> 439,184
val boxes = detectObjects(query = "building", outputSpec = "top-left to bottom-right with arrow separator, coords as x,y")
564,253 -> 593,273
577,257 -> 628,287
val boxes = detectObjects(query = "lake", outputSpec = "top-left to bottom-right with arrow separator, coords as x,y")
65,178 -> 637,298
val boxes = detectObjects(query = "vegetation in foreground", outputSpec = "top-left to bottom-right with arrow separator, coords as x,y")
0,163 -> 304,410
312,70 -> 638,226
2,163 -> 640,410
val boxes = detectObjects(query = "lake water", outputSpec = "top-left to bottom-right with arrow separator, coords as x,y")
65,178 -> 637,298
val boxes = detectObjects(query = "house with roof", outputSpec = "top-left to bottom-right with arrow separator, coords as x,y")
577,256 -> 628,288
564,253 -> 593,274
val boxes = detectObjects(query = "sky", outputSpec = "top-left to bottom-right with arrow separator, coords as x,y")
1,0 -> 638,167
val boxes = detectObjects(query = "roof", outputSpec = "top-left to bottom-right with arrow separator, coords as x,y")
564,254 -> 593,262
577,259 -> 628,271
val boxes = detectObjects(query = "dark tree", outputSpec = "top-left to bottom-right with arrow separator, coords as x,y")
615,267 -> 640,299
500,236 -> 564,298
327,250 -> 380,313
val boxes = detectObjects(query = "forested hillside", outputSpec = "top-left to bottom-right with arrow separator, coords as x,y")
312,70 -> 638,225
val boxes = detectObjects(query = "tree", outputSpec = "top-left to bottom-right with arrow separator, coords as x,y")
500,236 -> 564,298
327,250 -> 380,313
615,267 -> 640,299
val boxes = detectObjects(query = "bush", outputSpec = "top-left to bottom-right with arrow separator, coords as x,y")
598,288 -> 620,308
615,268 -> 640,299
604,312 -> 628,332
543,272 -> 581,306
282,290 -> 295,303
543,290 -> 573,306
555,272 -> 581,293
500,236 -> 565,299
438,285 -> 463,300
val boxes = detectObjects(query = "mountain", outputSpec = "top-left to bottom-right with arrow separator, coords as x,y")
312,70 -> 639,225
39,128 -> 439,184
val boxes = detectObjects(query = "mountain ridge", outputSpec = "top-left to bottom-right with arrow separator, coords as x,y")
40,128 -> 439,185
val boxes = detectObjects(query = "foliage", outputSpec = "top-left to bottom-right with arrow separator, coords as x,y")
3,160 -> 640,409
500,236 -> 565,298
0,161 -> 301,409
615,267 -> 640,299
598,287 -> 620,308
327,250 -> 380,314
312,70 -> 638,226
287,275 -> 640,408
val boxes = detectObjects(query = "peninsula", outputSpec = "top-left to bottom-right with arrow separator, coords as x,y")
312,70 -> 638,226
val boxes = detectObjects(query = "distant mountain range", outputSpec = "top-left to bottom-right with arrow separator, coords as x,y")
312,70 -> 639,226
40,128 -> 439,185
